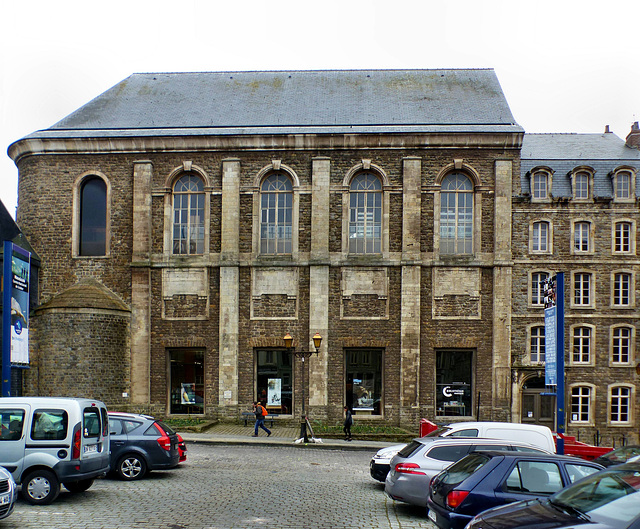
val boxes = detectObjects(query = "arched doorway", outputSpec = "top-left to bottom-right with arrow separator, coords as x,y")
521,376 -> 555,431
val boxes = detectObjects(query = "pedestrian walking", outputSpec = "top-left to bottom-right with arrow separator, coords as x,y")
343,406 -> 353,441
252,401 -> 271,437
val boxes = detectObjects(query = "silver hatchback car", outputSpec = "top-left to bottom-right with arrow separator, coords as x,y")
385,437 -> 550,508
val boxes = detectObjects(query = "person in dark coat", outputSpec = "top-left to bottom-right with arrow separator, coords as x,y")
343,406 -> 353,441
252,401 -> 271,437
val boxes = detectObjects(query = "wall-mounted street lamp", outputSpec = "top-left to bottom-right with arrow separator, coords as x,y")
284,332 -> 322,443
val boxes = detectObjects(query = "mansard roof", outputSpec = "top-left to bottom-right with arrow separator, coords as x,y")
521,132 -> 640,197
22,69 -> 523,139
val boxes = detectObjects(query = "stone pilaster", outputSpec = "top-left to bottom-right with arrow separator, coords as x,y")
309,157 -> 330,409
130,161 -> 152,404
219,159 -> 241,407
401,158 -> 422,410
492,160 -> 513,417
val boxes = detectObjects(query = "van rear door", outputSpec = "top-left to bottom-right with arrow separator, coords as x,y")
0,404 -> 30,480
79,406 -> 108,463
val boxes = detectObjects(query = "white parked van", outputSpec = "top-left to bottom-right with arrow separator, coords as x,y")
0,397 -> 110,504
370,421 -> 555,482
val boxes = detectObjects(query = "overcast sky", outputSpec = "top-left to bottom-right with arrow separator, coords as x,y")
1,0 -> 639,218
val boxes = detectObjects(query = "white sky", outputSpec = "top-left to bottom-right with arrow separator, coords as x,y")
1,0 -> 639,218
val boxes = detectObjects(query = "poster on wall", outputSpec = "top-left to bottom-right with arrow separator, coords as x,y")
9,244 -> 30,365
267,378 -> 281,407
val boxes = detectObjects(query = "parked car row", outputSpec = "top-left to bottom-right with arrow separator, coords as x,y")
374,423 -> 640,529
0,397 -> 187,519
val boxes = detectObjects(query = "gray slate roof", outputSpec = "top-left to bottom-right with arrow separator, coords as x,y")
24,69 -> 523,139
521,133 -> 640,197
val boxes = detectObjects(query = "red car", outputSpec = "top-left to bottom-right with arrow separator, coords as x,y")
177,434 -> 187,462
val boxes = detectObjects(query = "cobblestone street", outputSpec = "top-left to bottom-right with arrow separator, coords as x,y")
3,443 -> 436,529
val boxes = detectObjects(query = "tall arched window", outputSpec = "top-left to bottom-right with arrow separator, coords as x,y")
173,174 -> 204,255
440,173 -> 473,255
260,173 -> 293,254
349,173 -> 382,254
79,176 -> 107,256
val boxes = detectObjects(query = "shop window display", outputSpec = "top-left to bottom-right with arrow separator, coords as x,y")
170,349 -> 204,414
346,349 -> 382,415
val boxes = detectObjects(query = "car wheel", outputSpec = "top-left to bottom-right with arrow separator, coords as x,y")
117,454 -> 147,480
64,478 -> 95,493
21,469 -> 61,505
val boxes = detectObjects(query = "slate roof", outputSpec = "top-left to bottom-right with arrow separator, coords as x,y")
521,133 -> 640,197
21,69 -> 523,140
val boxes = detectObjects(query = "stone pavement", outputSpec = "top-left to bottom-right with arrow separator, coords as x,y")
179,421 -> 396,451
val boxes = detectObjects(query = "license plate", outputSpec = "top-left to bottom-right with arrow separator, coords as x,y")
0,494 -> 9,506
427,509 -> 437,523
84,444 -> 98,454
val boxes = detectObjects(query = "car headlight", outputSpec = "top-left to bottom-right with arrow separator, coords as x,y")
373,450 -> 397,460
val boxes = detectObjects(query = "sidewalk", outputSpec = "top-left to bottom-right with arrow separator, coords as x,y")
178,421 -> 394,451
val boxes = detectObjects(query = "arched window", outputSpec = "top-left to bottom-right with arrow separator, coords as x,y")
532,171 -> 549,200
260,173 -> 293,254
349,173 -> 382,254
79,176 -> 107,256
530,326 -> 546,363
440,173 -> 473,255
173,174 -> 204,255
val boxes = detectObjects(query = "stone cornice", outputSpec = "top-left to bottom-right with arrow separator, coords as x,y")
9,131 -> 524,165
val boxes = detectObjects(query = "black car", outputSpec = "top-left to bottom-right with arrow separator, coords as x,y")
108,412 -> 180,480
593,445 -> 640,468
464,461 -> 640,529
427,451 -> 604,529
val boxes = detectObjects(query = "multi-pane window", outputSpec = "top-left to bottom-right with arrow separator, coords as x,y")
615,171 -> 631,200
614,222 -> 632,253
612,327 -> 632,364
610,386 -> 631,423
260,173 -> 293,255
571,386 -> 591,423
574,172 -> 590,199
532,172 -> 548,199
573,273 -> 592,306
572,326 -> 591,364
531,272 -> 549,306
79,176 -> 107,256
173,174 -> 205,255
440,173 -> 473,255
349,173 -> 382,254
574,222 -> 591,252
530,326 -> 546,363
613,273 -> 632,306
532,222 -> 549,252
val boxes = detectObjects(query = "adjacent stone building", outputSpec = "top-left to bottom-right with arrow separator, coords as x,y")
7,70 -> 640,443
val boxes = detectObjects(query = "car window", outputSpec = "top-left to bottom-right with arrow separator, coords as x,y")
439,453 -> 490,485
505,461 -> 562,494
109,418 -> 125,435
512,445 -> 547,453
448,429 -> 479,437
156,421 -> 176,435
397,440 -> 424,458
473,444 -> 510,452
83,408 -> 101,438
101,408 -> 109,437
0,409 -> 25,441
144,423 -> 163,436
427,444 -> 472,462
123,420 -> 143,433
566,463 -> 601,483
31,409 -> 68,440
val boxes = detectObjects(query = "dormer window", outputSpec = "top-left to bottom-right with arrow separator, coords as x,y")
531,171 -> 550,200
612,168 -> 636,202
570,168 -> 594,201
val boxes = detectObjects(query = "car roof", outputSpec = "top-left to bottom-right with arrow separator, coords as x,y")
413,437 -> 544,449
470,450 -> 603,464
108,411 -> 154,420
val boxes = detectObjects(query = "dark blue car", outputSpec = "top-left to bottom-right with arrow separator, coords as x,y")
427,451 -> 603,529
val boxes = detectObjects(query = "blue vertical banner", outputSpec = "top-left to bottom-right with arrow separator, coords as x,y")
544,306 -> 557,385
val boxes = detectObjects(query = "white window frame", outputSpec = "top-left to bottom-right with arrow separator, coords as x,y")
530,221 -> 552,254
612,168 -> 636,203
572,220 -> 593,254
612,220 -> 635,255
529,325 -> 546,364
531,170 -> 552,202
570,324 -> 595,366
572,272 -> 594,309
609,385 -> 634,425
570,168 -> 594,201
259,172 -> 293,255
530,271 -> 550,307
610,325 -> 634,366
612,271 -> 634,308
570,385 -> 594,425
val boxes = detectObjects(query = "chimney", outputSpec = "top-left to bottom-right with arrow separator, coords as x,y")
605,125 -> 610,133
626,122 -> 640,149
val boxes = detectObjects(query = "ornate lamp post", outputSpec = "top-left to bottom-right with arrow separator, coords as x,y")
284,332 -> 322,443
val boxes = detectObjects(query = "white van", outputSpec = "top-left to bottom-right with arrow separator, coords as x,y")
371,421 -> 555,482
0,397 -> 110,504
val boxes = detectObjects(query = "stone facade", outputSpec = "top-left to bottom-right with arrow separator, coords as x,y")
8,71 -> 640,441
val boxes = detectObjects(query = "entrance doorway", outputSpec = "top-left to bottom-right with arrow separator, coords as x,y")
521,376 -> 555,431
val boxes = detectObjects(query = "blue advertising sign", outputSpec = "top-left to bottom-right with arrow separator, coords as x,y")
544,306 -> 557,386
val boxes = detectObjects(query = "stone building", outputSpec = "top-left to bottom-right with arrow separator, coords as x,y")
7,70 -> 640,441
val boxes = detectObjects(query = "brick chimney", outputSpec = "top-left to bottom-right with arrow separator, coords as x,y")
626,122 -> 640,149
